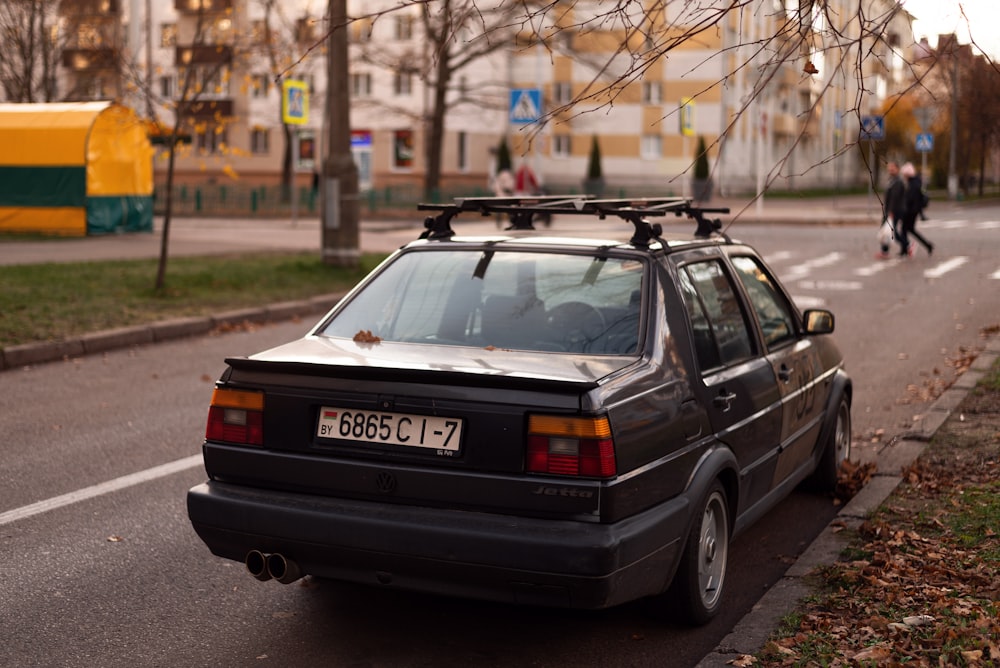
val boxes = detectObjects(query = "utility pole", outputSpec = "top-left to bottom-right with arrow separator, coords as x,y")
320,0 -> 360,267
947,41 -> 959,200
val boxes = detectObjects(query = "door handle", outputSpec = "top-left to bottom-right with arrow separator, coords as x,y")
712,390 -> 736,412
778,364 -> 792,383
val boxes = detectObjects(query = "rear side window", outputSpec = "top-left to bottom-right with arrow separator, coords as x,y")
678,260 -> 755,371
320,249 -> 644,354
730,255 -> 797,349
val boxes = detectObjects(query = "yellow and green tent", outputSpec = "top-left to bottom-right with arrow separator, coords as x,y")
0,101 -> 154,236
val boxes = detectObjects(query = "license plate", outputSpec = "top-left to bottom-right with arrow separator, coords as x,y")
316,406 -> 462,453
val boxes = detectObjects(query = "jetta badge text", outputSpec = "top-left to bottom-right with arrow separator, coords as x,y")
530,485 -> 593,498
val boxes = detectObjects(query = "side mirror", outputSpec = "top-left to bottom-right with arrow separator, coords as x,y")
803,309 -> 835,334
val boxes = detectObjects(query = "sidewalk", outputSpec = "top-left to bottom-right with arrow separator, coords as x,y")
0,194 -> 888,267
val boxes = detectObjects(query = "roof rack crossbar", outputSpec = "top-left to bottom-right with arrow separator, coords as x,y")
415,195 -> 729,243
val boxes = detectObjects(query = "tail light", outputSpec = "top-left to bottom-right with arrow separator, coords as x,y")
206,388 -> 264,446
526,415 -> 616,478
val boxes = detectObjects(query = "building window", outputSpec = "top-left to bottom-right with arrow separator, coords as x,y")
351,72 -> 372,97
393,129 -> 414,170
250,72 -> 271,99
197,67 -> 228,97
196,125 -> 228,155
642,81 -> 662,105
641,134 -> 662,159
295,17 -> 315,45
553,134 -> 571,158
251,20 -> 267,44
394,71 -> 413,96
251,74 -> 270,98
160,23 -> 176,48
250,128 -> 269,154
159,75 -> 174,99
457,131 -> 468,172
395,15 -> 414,40
553,81 -> 572,105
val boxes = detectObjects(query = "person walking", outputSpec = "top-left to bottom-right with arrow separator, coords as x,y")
879,161 -> 906,259
901,162 -> 934,256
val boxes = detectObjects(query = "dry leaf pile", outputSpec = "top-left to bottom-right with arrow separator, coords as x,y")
755,362 -> 1000,667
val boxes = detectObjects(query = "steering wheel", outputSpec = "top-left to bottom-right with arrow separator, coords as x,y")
545,301 -> 607,351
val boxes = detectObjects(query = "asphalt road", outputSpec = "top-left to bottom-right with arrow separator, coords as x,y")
3,198 -> 999,666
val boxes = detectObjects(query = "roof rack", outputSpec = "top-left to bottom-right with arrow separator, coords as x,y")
416,195 -> 730,246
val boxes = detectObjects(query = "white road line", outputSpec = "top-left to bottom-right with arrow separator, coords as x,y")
797,279 -> 863,290
976,221 -> 1000,230
784,251 -> 844,279
0,454 -> 203,527
924,256 -> 969,279
922,219 -> 967,229
991,268 -> 1000,280
791,295 -> 827,309
766,251 -> 794,263
854,259 -> 901,276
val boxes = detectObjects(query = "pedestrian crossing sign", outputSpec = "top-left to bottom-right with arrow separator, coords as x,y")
916,133 -> 934,152
509,88 -> 542,125
282,79 -> 309,126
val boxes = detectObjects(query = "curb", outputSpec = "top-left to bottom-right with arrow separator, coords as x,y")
0,293 -> 344,372
695,334 -> 1000,667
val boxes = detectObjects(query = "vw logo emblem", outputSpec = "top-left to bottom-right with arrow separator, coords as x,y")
375,472 -> 397,494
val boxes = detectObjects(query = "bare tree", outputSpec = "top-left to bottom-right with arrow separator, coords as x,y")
152,6 -> 245,291
255,0 -> 321,202
346,0 -> 521,198
0,0 -> 59,102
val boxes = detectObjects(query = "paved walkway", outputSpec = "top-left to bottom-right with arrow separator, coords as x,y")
0,194 -> 888,266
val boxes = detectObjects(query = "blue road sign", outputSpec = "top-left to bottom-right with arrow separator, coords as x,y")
860,114 -> 885,141
509,88 -> 542,125
916,133 -> 934,152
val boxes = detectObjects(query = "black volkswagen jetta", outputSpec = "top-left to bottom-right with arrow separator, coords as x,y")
187,196 -> 851,625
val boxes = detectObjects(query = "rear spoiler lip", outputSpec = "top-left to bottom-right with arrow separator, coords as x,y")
222,356 -> 602,394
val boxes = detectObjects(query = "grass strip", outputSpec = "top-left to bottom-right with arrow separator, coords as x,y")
0,252 -> 384,347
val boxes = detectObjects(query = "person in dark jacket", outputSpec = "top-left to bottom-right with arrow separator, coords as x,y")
879,161 -> 906,259
901,162 -> 934,256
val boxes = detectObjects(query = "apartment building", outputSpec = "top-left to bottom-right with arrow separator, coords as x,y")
48,0 -> 916,196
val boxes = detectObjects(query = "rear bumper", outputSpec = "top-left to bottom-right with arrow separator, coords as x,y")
186,481 -> 689,609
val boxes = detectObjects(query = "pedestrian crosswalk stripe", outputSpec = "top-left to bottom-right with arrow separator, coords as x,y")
923,256 -> 969,279
854,259 -> 902,276
784,251 -> 843,278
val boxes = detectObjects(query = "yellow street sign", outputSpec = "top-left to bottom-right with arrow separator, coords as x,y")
282,79 -> 309,125
680,97 -> 695,137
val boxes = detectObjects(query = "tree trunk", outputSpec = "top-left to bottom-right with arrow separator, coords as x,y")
423,47 -> 451,200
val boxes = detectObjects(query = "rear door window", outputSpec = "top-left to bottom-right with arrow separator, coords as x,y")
678,259 -> 755,371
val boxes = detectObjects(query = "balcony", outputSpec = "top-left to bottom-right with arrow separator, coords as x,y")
174,0 -> 232,13
175,45 -> 233,66
178,99 -> 234,119
59,0 -> 120,16
62,47 -> 118,71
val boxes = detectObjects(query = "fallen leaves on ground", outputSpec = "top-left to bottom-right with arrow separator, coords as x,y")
754,364 -> 1000,667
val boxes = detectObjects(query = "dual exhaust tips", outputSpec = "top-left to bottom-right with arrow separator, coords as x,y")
245,550 -> 302,584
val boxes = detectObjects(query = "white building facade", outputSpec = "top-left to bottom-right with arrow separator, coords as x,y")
47,0 -> 916,196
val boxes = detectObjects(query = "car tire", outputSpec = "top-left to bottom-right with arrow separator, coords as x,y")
667,480 -> 730,626
806,394 -> 851,493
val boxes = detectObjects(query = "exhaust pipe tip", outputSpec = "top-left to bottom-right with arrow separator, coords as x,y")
245,550 -> 272,582
266,552 -> 303,584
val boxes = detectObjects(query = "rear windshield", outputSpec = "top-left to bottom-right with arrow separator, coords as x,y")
320,249 -> 645,354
